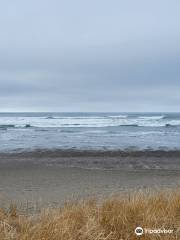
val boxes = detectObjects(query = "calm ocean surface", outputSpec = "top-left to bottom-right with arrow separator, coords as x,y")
0,112 -> 180,152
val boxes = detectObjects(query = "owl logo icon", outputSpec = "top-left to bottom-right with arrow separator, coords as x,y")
135,227 -> 144,236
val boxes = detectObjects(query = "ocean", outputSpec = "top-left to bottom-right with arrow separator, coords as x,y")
0,112 -> 180,152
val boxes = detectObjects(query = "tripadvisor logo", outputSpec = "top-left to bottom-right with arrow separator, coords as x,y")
135,227 -> 144,236
135,226 -> 174,236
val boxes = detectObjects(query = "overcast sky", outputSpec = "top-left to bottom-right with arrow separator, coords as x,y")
0,0 -> 180,112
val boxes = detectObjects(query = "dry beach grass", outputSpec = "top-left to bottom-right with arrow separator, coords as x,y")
0,189 -> 179,240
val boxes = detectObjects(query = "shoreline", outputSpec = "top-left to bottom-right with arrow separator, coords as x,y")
0,149 -> 180,170
1,148 -> 180,157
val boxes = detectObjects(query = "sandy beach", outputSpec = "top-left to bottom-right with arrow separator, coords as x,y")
0,150 -> 179,211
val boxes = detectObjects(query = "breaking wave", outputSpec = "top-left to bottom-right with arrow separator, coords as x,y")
138,115 -> 165,120
0,124 -> 32,129
0,115 -> 180,128
108,115 -> 128,118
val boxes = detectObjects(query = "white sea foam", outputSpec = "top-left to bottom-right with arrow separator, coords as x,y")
109,115 -> 128,118
0,115 -> 180,128
138,115 -> 165,120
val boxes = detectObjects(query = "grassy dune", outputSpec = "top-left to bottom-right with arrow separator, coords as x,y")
0,189 -> 179,240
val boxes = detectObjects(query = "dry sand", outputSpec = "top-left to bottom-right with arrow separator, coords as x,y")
0,150 -> 179,211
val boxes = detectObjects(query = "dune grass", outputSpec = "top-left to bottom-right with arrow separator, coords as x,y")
0,189 -> 179,240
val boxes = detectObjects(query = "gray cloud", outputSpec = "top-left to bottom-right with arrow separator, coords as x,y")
0,0 -> 180,112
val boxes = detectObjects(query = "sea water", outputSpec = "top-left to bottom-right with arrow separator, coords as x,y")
0,112 -> 180,152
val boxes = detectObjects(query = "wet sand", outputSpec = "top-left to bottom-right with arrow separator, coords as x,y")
0,150 -> 180,211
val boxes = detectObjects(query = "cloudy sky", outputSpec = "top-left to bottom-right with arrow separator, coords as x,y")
0,0 -> 180,112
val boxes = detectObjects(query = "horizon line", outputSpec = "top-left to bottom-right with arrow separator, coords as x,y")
0,111 -> 180,113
